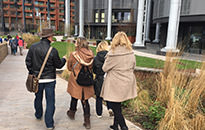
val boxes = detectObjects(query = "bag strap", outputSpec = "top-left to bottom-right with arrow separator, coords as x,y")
72,61 -> 79,77
37,47 -> 53,79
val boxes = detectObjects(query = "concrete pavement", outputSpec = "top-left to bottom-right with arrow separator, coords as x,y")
0,49 -> 141,130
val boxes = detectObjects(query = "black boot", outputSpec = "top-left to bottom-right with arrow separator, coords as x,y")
66,110 -> 76,120
121,126 -> 128,130
110,125 -> 119,130
83,115 -> 91,129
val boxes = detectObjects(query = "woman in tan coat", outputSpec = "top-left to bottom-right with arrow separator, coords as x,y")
101,32 -> 137,130
66,37 -> 94,129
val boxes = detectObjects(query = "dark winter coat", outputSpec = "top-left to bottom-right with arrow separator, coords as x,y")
25,38 -> 66,79
93,50 -> 108,96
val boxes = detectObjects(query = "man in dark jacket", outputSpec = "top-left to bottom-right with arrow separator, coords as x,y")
25,28 -> 66,130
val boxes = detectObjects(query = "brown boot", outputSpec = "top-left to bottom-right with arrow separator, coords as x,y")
67,110 -> 76,120
83,115 -> 91,129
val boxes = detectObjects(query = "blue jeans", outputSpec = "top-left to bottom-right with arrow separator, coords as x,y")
34,81 -> 56,128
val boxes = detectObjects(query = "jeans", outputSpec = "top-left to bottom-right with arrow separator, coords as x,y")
70,97 -> 90,116
96,96 -> 111,116
108,101 -> 128,129
34,81 -> 56,128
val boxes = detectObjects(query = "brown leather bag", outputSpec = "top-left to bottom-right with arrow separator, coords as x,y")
26,47 -> 53,93
26,74 -> 39,93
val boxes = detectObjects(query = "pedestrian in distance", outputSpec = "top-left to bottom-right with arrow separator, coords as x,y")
66,37 -> 94,129
101,32 -> 137,130
18,37 -> 24,55
25,28 -> 66,130
9,38 -> 17,55
93,41 -> 113,118
0,37 -> 2,43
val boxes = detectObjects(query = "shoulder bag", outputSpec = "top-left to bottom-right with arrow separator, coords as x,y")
26,47 -> 53,93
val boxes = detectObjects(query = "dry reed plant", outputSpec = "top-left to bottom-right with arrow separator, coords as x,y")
130,89 -> 152,112
61,69 -> 71,80
190,114 -> 205,130
185,62 -> 205,115
156,52 -> 178,105
157,51 -> 205,130
158,88 -> 190,130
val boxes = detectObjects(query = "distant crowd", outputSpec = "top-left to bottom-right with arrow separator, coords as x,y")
0,34 -> 25,56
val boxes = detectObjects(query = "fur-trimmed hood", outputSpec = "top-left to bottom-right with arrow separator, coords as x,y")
72,48 -> 94,66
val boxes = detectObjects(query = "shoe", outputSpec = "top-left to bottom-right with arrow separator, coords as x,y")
108,109 -> 114,117
47,126 -> 55,130
83,115 -> 91,129
96,114 -> 102,119
36,117 -> 42,121
67,110 -> 76,120
109,125 -> 119,130
121,126 -> 128,130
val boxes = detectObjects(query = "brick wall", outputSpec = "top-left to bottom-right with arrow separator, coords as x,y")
0,43 -> 8,64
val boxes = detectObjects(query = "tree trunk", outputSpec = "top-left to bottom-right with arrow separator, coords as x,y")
15,0 -> 18,31
0,0 -> 5,32
22,0 -> 26,32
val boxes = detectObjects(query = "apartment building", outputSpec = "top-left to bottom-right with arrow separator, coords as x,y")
0,0 -> 75,32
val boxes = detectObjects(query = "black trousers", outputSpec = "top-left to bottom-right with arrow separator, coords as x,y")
70,96 -> 90,116
109,101 -> 128,129
96,96 -> 112,116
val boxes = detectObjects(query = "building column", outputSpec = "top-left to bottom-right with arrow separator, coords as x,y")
105,0 -> 112,40
161,0 -> 182,52
74,25 -> 78,36
145,0 -> 152,42
78,0 -> 84,37
133,0 -> 145,47
65,0 -> 70,36
152,22 -> 161,43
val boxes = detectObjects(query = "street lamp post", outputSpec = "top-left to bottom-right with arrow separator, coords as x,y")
36,10 -> 42,32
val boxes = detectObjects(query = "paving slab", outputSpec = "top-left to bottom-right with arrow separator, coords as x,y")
0,49 -> 141,130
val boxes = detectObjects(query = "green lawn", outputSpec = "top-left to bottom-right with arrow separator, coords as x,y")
51,41 -> 202,69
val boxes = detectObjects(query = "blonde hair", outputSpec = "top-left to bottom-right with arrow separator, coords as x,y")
111,31 -> 132,51
96,41 -> 109,53
76,37 -> 89,49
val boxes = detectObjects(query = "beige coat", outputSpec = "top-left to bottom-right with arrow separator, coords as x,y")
100,46 -> 137,102
67,48 -> 94,100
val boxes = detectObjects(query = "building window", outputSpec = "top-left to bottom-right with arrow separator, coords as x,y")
95,11 -> 99,23
94,10 -> 105,23
59,4 -> 64,8
112,10 -> 131,23
60,9 -> 64,13
51,4 -> 55,7
101,12 -> 105,23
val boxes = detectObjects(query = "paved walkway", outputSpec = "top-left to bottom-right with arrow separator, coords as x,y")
0,49 -> 141,130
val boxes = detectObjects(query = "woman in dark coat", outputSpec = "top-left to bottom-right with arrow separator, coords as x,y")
93,41 -> 111,118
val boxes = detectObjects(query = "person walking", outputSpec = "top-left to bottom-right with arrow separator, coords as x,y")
0,37 -> 2,43
9,38 -> 17,55
93,41 -> 112,118
101,32 -> 137,130
18,37 -> 24,55
66,37 -> 94,129
25,28 -> 66,130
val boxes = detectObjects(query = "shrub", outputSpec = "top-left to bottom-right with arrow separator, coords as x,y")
142,102 -> 165,130
52,37 -> 57,41
22,33 -> 40,49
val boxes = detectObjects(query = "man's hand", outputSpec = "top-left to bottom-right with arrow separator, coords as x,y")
63,56 -> 67,60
